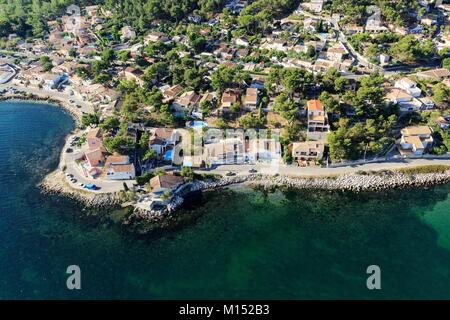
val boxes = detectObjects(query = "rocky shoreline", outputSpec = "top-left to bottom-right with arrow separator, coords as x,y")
124,168 -> 450,229
196,170 -> 450,193
40,170 -> 121,207
40,166 -> 450,212
0,93 -> 82,124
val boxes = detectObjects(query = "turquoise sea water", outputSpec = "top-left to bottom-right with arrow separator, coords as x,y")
1,100 -> 450,299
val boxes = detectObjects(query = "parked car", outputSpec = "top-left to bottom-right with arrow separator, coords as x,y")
84,183 -> 98,190
225,171 -> 236,176
249,168 -> 257,173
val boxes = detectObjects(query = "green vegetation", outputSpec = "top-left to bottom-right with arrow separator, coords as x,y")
180,166 -> 194,182
328,116 -> 396,160
390,35 -> 436,64
397,165 -> 450,175
76,133 -> 87,148
331,0 -> 419,26
39,56 -> 53,72
0,0 -> 96,38
237,0 -> 299,35
81,113 -> 100,128
136,172 -> 155,185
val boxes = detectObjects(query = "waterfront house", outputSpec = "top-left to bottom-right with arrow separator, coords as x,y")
84,148 -> 105,177
204,138 -> 245,165
292,141 -> 325,165
246,138 -> 282,164
87,128 -> 105,151
105,155 -> 136,180
76,83 -> 117,105
149,174 -> 184,194
183,154 -> 205,168
307,100 -> 330,141
398,126 -> 434,156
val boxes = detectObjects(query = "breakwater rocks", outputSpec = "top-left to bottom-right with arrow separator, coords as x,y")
123,196 -> 186,234
40,171 -> 121,207
194,170 -> 450,192
131,195 -> 185,221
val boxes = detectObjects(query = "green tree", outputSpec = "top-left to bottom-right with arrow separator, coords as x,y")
273,94 -> 297,123
81,113 -> 100,128
143,149 -> 157,161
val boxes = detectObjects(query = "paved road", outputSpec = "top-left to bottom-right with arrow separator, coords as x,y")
298,9 -> 383,72
196,158 -> 450,178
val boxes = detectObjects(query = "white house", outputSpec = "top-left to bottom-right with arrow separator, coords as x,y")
292,141 -> 325,164
419,97 -> 435,110
398,125 -> 434,156
105,155 -> 135,180
394,77 -> 422,97
105,163 -> 136,180
379,53 -> 391,65
247,138 -> 282,164
149,128 -> 180,157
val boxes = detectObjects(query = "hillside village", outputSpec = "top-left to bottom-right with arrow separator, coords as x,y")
1,0 -> 450,211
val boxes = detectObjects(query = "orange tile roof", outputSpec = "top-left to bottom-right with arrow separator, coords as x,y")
307,100 -> 324,111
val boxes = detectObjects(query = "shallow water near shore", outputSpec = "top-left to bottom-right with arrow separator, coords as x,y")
1,100 -> 450,299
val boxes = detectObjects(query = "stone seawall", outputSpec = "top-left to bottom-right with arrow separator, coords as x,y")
193,170 -> 450,192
